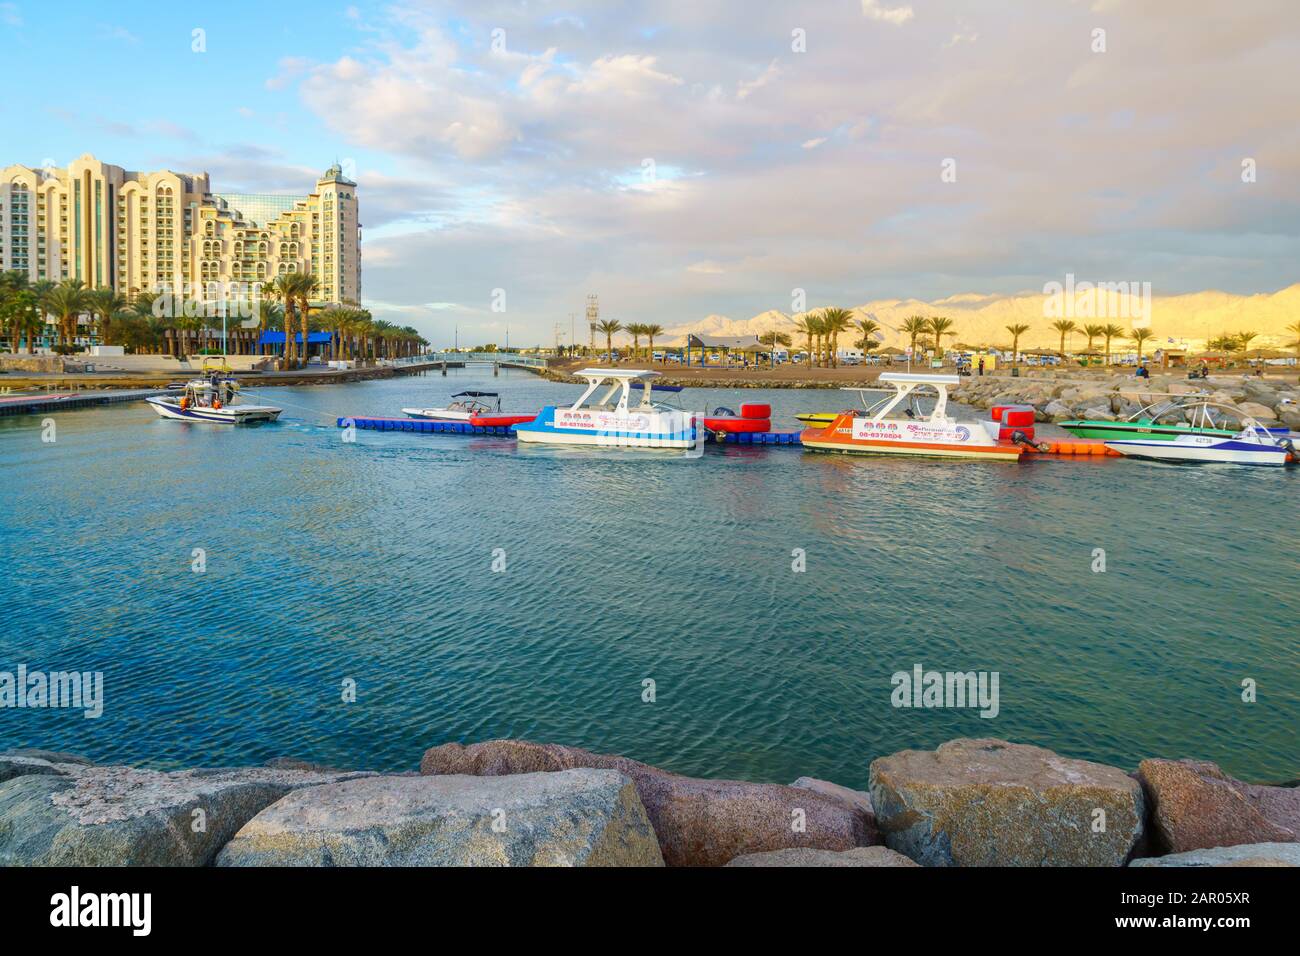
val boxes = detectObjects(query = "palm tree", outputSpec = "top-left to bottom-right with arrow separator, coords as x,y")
792,315 -> 816,366
1129,327 -> 1154,364
40,280 -> 90,351
643,324 -> 664,363
286,272 -> 318,368
855,317 -> 881,352
926,316 -> 955,358
252,301 -> 282,357
1051,319 -> 1077,359
85,288 -> 127,346
625,322 -> 646,361
1287,321 -> 1300,361
1101,323 -> 1125,365
596,319 -> 622,361
820,307 -> 854,368
1083,323 -> 1105,356
1006,323 -> 1031,365
901,315 -> 929,360
0,271 -> 41,353
759,330 -> 792,368
267,275 -> 296,367
801,314 -> 822,367
13,297 -> 43,353
1237,330 -> 1258,356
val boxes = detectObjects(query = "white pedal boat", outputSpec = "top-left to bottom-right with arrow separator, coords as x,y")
513,369 -> 699,449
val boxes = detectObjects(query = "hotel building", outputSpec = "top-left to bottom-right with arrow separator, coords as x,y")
0,154 -> 360,306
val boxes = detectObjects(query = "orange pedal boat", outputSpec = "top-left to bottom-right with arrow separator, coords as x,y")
799,373 -> 1025,461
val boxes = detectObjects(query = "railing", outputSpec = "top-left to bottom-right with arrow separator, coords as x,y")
420,351 -> 550,367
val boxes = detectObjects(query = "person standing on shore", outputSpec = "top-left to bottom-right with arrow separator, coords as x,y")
977,357 -> 985,376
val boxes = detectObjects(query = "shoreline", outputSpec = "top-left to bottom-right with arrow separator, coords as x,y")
2,736 -> 1295,867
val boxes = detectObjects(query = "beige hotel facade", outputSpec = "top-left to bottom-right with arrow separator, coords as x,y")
0,154 -> 360,307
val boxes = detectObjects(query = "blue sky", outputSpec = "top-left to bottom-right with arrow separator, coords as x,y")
4,1 -> 1299,346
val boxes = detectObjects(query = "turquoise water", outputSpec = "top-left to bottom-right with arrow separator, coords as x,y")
1,369 -> 1296,786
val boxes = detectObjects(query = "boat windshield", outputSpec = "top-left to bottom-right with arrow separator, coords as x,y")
851,386 -> 939,420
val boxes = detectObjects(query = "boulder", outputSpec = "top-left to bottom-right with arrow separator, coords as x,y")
420,740 -> 873,866
1237,401 -> 1278,421
217,770 -> 663,867
1136,759 -> 1296,853
869,738 -> 1145,866
1130,842 -> 1300,867
725,845 -> 917,867
1080,405 -> 1116,421
1043,401 -> 1075,423
1278,406 -> 1300,428
0,761 -> 373,866
0,750 -> 93,784
790,776 -> 878,843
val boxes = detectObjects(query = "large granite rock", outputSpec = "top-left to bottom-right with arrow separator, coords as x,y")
1237,401 -> 1278,421
1136,759 -> 1296,853
869,738 -> 1145,866
216,770 -> 663,867
0,750 -> 93,783
790,776 -> 878,843
420,740 -> 873,866
0,756 -> 373,866
1131,842 -> 1300,867
725,845 -> 917,867
1043,400 -> 1075,423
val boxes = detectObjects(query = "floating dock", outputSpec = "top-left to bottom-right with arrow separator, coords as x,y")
337,416 -> 517,436
335,416 -> 1128,457
0,388 -> 167,417
338,415 -> 806,443
714,430 -> 802,445
1028,438 -> 1122,457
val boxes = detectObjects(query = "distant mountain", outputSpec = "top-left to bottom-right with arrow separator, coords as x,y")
660,284 -> 1300,352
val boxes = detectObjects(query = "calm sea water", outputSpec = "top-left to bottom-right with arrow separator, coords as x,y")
1,369 -> 1296,786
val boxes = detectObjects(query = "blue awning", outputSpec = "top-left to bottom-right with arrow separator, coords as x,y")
259,331 -> 333,345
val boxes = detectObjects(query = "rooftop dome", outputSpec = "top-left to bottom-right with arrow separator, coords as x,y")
318,162 -> 356,186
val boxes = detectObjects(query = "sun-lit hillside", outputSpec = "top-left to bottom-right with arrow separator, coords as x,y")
661,284 -> 1300,353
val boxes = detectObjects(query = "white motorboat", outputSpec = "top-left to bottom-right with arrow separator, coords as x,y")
401,391 -> 537,427
146,377 -> 281,425
1105,420 -> 1295,466
513,369 -> 699,449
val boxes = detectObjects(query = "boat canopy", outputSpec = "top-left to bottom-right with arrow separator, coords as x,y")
878,372 -> 960,386
452,391 -> 498,398
573,368 -> 661,380
630,382 -> 684,392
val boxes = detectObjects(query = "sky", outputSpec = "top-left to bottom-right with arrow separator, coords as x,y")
3,0 -> 1299,347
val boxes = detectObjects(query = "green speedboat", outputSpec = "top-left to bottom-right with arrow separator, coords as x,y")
1061,400 -> 1289,441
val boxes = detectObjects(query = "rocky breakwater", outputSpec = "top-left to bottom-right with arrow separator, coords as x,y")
952,370 -> 1300,428
1,740 -> 1295,866
419,740 -> 876,866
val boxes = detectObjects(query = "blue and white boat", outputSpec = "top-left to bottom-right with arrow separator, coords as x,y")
147,377 -> 282,425
1106,420 -> 1295,467
514,368 -> 699,449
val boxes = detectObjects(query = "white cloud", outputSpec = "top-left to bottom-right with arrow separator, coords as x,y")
255,0 -> 1300,343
